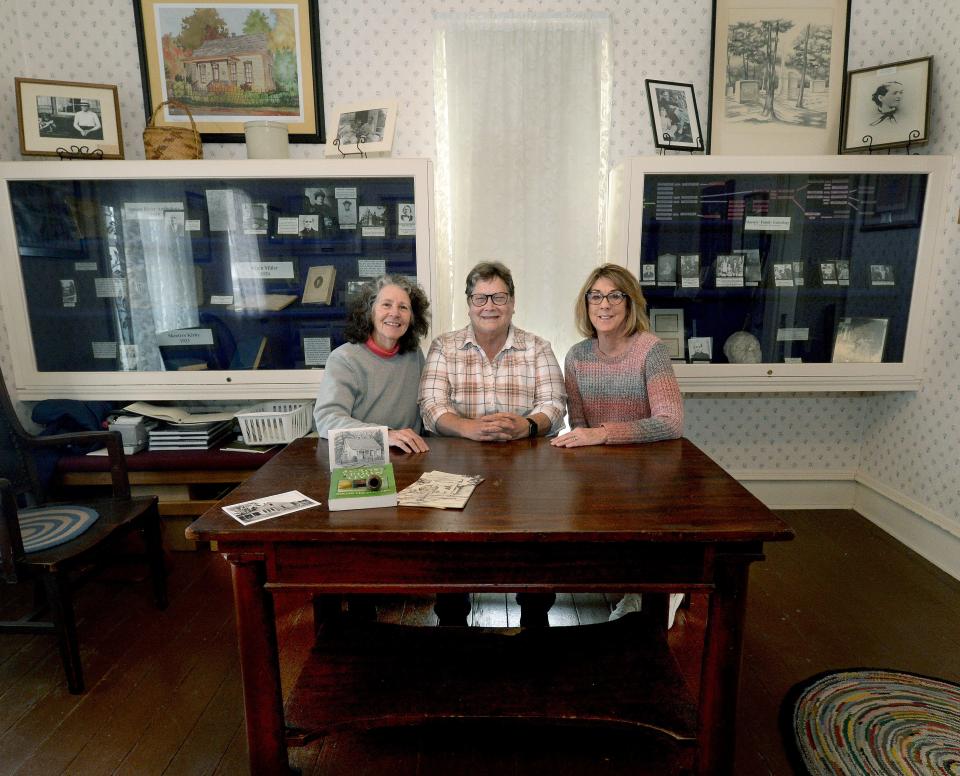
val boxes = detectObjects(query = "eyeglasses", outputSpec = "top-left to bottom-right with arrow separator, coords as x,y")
585,290 -> 627,306
468,292 -> 511,307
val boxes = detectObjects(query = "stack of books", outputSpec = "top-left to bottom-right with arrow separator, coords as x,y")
148,420 -> 235,451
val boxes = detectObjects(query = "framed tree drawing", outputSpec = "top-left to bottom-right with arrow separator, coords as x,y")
841,57 -> 932,153
707,0 -> 851,154
132,0 -> 324,144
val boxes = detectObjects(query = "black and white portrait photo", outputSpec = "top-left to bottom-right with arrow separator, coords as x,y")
870,264 -> 895,286
641,264 -> 657,285
773,262 -> 794,286
657,253 -> 678,285
687,336 -> 713,362
842,57 -> 932,152
645,80 -> 702,150
819,261 -> 837,284
832,317 -> 889,364
34,96 -> 104,140
336,109 -> 387,145
337,198 -> 357,227
716,254 -> 745,287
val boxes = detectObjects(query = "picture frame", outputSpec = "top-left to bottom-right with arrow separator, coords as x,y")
707,0 -> 851,154
644,80 -> 703,150
687,336 -> 713,363
132,0 -> 325,144
326,99 -> 398,155
832,317 -> 888,364
15,77 -> 124,158
650,308 -> 685,361
860,173 -> 926,231
841,57 -> 932,153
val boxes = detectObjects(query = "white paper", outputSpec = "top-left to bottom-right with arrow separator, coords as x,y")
185,219 -> 201,232
234,261 -> 295,279
776,328 -> 809,342
358,259 -> 386,277
222,490 -> 320,525
398,471 -> 484,510
210,295 -> 234,305
74,261 -> 97,272
744,216 -> 791,231
276,217 -> 300,234
303,336 -> 331,367
92,341 -> 118,359
335,187 -> 357,199
156,327 -> 214,346
94,277 -> 125,297
361,226 -> 386,238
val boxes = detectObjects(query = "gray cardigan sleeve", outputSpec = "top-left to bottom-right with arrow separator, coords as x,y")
312,348 -> 369,438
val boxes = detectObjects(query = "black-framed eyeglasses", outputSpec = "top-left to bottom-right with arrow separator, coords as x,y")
468,292 -> 511,307
585,290 -> 627,306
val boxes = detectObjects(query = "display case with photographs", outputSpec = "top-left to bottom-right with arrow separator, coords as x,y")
606,155 -> 947,392
0,159 -> 434,399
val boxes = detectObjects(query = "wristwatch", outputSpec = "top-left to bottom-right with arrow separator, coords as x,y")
526,417 -> 538,438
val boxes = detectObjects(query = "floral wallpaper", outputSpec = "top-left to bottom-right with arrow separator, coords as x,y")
0,0 -> 956,532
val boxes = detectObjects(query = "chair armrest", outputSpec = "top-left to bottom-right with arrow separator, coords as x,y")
0,478 -> 22,582
25,430 -> 131,500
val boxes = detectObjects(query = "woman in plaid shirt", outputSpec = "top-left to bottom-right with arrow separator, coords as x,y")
418,261 -> 566,626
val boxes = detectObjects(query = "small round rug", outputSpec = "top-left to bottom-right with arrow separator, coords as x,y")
783,668 -> 960,775
18,505 -> 99,553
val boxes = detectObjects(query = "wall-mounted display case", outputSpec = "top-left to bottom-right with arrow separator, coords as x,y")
0,159 -> 434,400
606,155 -> 947,392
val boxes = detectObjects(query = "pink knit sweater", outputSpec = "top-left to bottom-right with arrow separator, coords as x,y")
563,331 -> 683,444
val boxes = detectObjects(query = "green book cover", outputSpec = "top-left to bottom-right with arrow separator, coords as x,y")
328,463 -> 397,511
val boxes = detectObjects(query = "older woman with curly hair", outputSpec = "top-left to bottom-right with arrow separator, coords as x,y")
313,274 -> 431,453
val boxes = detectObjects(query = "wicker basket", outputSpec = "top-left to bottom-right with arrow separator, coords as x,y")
143,100 -> 203,160
236,402 -> 313,445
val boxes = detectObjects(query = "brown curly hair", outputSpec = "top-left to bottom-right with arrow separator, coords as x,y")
343,275 -> 431,354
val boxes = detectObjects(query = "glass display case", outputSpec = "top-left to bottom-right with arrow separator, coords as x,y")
0,159 -> 434,399
606,155 -> 947,392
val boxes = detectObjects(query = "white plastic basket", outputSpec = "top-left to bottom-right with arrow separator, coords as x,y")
236,401 -> 313,445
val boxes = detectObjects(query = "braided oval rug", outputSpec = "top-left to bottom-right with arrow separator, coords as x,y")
783,669 -> 960,775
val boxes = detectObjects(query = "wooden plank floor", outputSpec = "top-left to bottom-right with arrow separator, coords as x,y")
2,509 -> 959,775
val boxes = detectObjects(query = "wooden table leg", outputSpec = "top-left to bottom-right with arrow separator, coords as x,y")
696,555 -> 754,776
227,554 -> 295,776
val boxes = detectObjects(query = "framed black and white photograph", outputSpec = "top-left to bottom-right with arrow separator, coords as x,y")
841,57 -> 932,153
819,261 -> 837,285
832,317 -> 888,363
687,336 -> 713,362
640,264 -> 656,286
15,77 -> 124,158
707,0 -> 851,154
397,202 -> 416,236
870,264 -> 895,286
326,99 -> 398,155
657,253 -> 678,286
679,254 -> 701,287
716,254 -> 745,287
835,259 -> 850,285
792,260 -> 806,285
773,262 -> 794,287
337,198 -> 358,228
645,79 -> 703,150
650,308 -> 685,361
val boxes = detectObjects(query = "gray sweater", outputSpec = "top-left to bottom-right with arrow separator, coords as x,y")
313,342 -> 425,437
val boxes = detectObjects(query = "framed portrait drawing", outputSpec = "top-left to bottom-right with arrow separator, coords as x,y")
644,80 -> 703,150
707,0 -> 851,154
15,78 -> 124,158
326,100 -> 398,156
841,57 -> 932,153
132,0 -> 325,143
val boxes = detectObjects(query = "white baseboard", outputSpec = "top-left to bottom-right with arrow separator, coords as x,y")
731,468 -> 960,582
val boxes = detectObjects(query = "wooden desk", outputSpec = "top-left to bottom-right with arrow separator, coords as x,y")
187,437 -> 792,775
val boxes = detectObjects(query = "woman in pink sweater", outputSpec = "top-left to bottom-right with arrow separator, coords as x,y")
551,263 -> 684,623
551,263 -> 683,448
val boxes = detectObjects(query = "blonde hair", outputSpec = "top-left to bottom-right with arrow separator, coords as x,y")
574,263 -> 650,339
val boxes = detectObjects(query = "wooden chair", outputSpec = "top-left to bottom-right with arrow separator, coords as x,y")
0,378 -> 167,694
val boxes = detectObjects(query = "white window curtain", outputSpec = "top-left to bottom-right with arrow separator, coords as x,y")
434,13 -> 611,363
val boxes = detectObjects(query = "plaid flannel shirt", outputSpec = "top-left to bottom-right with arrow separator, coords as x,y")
418,324 -> 566,434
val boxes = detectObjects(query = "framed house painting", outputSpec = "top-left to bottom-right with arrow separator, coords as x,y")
132,0 -> 325,143
15,78 -> 124,158
841,57 -> 932,153
645,80 -> 704,151
707,0 -> 851,154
